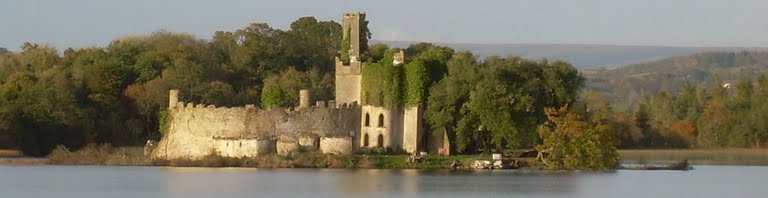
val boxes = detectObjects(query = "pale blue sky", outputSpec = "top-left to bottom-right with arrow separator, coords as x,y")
2,0 -> 768,51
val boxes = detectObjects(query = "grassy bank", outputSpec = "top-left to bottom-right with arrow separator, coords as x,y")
47,144 -> 152,166
620,149 -> 768,166
131,153 -> 486,169
47,144 -> 529,169
154,153 -> 360,168
47,146 -> 768,168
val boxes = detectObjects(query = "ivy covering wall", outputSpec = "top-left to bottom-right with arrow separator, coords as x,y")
339,26 -> 351,64
362,49 -> 403,107
361,47 -> 453,108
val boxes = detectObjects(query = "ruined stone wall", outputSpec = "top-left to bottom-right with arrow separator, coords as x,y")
152,95 -> 361,160
152,103 -> 252,159
320,137 -> 353,155
212,138 -> 275,158
402,105 -> 423,153
360,105 -> 403,149
334,62 -> 362,105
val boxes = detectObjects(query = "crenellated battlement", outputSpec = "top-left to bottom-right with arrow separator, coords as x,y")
343,12 -> 365,17
169,90 -> 359,113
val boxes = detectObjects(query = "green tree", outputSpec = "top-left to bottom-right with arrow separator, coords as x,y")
18,43 -> 60,72
231,23 -> 287,81
426,54 -> 584,153
674,82 -> 703,121
0,69 -> 90,156
727,77 -> 755,147
696,76 -> 733,147
537,106 -> 619,170
123,78 -> 170,141
404,47 -> 453,106
367,43 -> 389,62
425,52 -> 481,152
260,67 -> 311,109
358,18 -> 372,61
284,17 -> 342,72
751,74 -> 768,147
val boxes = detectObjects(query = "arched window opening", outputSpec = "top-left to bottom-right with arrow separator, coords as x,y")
363,133 -> 369,147
377,134 -> 384,148
365,113 -> 370,127
378,114 -> 385,127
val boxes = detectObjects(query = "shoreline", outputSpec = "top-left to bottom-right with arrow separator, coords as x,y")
8,148 -> 764,169
620,149 -> 768,166
40,145 -> 550,169
0,150 -> 49,165
0,157 -> 49,165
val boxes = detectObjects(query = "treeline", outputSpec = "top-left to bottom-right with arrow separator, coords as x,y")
590,75 -> 768,149
0,17 -> 344,156
0,14 -> 616,165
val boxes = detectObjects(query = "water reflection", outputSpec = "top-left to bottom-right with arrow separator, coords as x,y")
158,168 -> 588,197
1,165 -> 766,198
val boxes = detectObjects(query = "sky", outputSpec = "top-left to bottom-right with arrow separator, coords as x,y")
2,0 -> 768,51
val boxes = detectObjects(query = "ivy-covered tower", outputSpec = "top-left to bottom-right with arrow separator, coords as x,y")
334,12 -> 365,105
334,12 -> 424,154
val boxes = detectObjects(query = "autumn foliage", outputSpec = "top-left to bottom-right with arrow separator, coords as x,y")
537,106 -> 619,170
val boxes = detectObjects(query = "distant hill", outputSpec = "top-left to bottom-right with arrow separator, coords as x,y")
375,41 -> 768,69
0,47 -> 7,55
583,51 -> 768,108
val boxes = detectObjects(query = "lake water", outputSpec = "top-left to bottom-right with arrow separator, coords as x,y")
1,165 -> 766,198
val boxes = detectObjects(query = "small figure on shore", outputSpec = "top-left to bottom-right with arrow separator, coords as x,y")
144,140 -> 156,156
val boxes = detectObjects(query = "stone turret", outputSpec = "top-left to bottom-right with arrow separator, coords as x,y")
299,89 -> 311,108
169,89 -> 179,108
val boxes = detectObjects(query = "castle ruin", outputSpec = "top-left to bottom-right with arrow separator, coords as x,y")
152,12 -> 434,160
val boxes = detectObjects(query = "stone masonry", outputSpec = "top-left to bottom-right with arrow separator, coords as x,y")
152,90 -> 360,160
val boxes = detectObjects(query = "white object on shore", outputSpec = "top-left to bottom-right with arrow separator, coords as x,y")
492,153 -> 502,161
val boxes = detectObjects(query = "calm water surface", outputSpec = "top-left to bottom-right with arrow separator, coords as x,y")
0,165 -> 766,198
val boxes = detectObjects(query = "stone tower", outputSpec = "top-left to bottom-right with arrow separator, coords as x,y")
334,12 -> 365,106
169,89 -> 179,108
